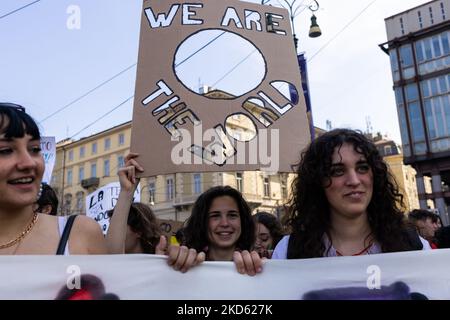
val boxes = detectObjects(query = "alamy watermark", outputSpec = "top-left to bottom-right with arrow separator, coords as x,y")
170,124 -> 280,172
366,265 -> 381,290
66,265 -> 81,290
66,5 -> 81,30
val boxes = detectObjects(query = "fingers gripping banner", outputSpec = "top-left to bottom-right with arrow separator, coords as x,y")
1,250 -> 450,300
131,0 -> 311,176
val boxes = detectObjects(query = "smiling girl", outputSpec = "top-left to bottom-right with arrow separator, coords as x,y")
273,129 -> 429,259
0,103 -> 106,255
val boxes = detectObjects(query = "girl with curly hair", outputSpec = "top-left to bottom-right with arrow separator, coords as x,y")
272,128 -> 429,259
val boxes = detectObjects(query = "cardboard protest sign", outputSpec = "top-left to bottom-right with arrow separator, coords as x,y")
85,182 -> 141,234
131,0 -> 311,176
40,137 -> 56,184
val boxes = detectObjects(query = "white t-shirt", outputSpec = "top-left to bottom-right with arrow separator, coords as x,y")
272,234 -> 431,259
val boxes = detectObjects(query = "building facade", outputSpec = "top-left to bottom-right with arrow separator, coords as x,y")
51,121 -> 297,221
368,132 -> 430,212
381,0 -> 450,224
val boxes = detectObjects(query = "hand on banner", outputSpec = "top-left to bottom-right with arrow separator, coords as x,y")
154,235 -> 168,254
118,152 -> 144,194
233,250 -> 264,276
155,235 -> 205,273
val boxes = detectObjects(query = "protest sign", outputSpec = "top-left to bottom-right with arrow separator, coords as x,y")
85,182 -> 141,234
131,0 -> 311,176
40,136 -> 56,184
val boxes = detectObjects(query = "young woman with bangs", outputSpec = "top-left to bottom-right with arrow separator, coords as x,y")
0,103 -> 106,255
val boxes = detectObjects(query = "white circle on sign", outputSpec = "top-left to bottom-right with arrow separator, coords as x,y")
174,29 -> 267,99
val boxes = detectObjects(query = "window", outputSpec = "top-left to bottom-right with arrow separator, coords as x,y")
408,102 -> 425,142
92,142 -> 97,155
415,32 -> 450,75
104,159 -> 110,177
193,173 -> 201,194
384,145 -> 393,155
236,173 -> 243,192
418,11 -> 423,29
166,178 -> 174,200
281,178 -> 287,199
148,182 -> 156,204
76,191 -> 84,212
399,45 -> 415,78
63,194 -> 72,215
406,83 -> 419,102
68,150 -> 74,162
395,86 -> 411,156
421,76 -> 450,152
441,2 -> 446,20
118,133 -> 125,146
389,49 -> 400,82
443,32 -> 450,55
105,138 -> 111,150
79,146 -> 85,158
78,166 -> 85,182
118,155 -> 125,168
415,42 -> 424,62
399,17 -> 405,35
429,6 -> 434,24
91,163 -> 97,178
67,169 -> 73,186
433,36 -> 442,57
263,177 -> 270,197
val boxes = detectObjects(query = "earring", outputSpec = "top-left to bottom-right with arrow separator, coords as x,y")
37,183 -> 43,201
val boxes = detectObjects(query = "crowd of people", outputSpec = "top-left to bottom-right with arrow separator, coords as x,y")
1,103 -> 449,275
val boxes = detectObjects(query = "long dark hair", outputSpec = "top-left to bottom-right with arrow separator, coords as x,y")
253,211 -> 284,248
287,128 -> 416,258
108,203 -> 161,254
183,186 -> 255,253
0,103 -> 40,140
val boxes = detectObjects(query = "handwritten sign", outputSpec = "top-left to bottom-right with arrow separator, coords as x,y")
85,182 -> 141,234
131,0 -> 310,176
40,137 -> 56,184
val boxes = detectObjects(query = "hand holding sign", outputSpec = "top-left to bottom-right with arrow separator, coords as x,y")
118,153 -> 144,194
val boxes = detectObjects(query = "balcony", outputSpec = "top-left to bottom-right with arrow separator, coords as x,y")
81,177 -> 100,189
173,194 -> 199,207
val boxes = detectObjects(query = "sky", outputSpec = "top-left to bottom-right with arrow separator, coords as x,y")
0,0 -> 429,144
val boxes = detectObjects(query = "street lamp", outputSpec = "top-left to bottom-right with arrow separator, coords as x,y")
264,0 -> 322,50
263,0 -> 321,141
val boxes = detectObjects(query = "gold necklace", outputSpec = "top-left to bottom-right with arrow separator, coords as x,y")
0,212 -> 39,250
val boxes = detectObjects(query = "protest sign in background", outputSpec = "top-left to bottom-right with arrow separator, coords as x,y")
40,137 -> 56,184
85,182 -> 141,234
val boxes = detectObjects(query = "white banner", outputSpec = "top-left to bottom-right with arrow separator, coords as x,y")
85,182 -> 141,234
40,137 -> 56,184
1,250 -> 450,300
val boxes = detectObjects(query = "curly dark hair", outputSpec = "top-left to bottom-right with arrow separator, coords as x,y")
108,203 -> 161,254
183,185 -> 255,254
253,211 -> 284,249
286,128 -> 418,258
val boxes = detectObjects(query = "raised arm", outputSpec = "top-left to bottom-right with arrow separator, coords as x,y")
105,153 -> 143,254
